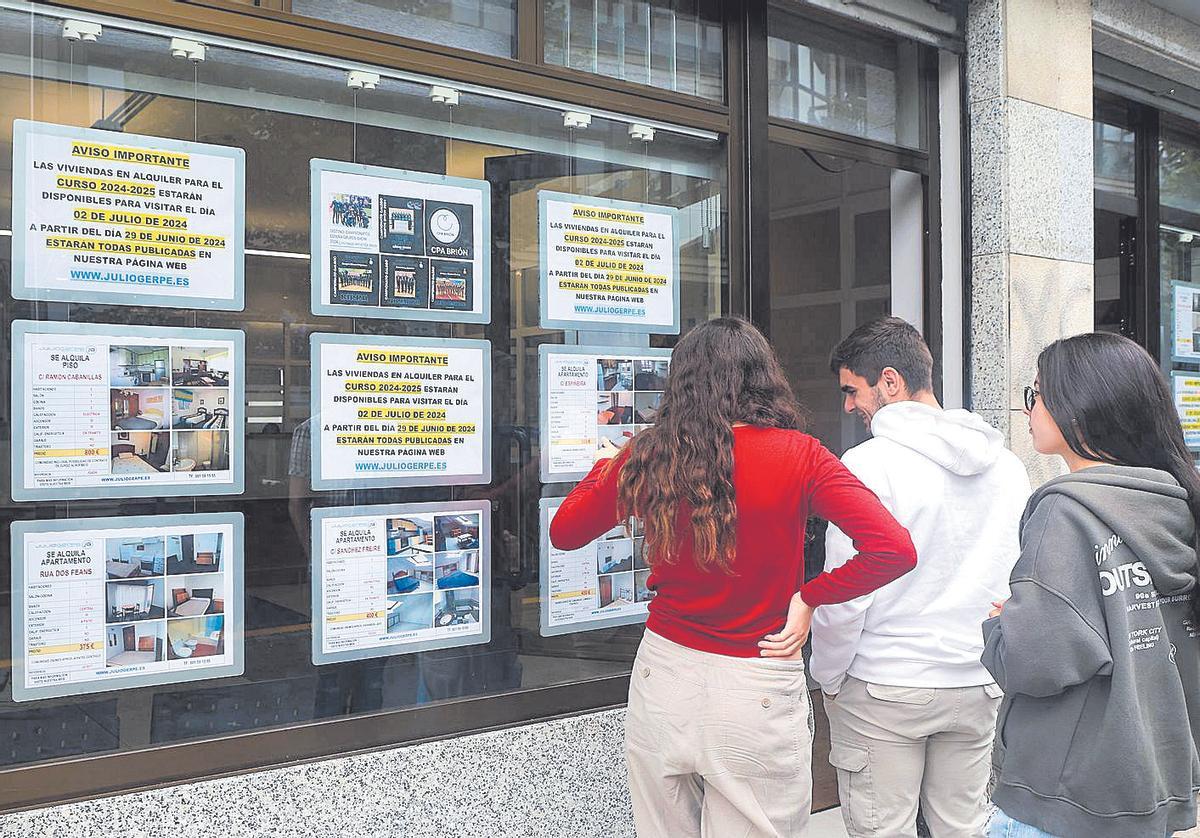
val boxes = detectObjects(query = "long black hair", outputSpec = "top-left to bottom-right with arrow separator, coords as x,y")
1038,332 -> 1200,617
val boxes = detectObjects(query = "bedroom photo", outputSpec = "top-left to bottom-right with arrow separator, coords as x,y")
111,388 -> 168,431
166,575 -> 225,618
109,431 -> 171,474
172,388 -> 230,430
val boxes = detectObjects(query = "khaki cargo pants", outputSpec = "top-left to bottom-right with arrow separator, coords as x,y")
824,675 -> 1002,838
625,629 -> 813,838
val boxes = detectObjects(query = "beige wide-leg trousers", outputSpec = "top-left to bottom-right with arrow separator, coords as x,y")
625,629 -> 813,838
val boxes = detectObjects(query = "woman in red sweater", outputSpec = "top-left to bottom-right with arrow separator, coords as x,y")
550,317 -> 917,837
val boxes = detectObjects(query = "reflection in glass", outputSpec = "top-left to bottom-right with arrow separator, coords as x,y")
290,0 -> 517,58
544,0 -> 724,101
767,5 -> 924,149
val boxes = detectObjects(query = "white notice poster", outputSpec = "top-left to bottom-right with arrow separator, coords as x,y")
11,120 -> 244,310
1172,282 -> 1200,364
309,334 -> 491,490
310,159 -> 490,323
311,502 -> 490,664
11,513 -> 244,702
538,344 -> 672,483
12,321 -> 245,502
539,191 -> 679,334
1174,371 -> 1200,451
539,499 -> 653,636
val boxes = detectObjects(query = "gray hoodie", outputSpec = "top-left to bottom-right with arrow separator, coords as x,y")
982,466 -> 1200,837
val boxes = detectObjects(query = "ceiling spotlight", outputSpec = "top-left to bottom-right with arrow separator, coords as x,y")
169,37 -> 206,63
347,70 -> 380,91
430,85 -> 460,107
563,111 -> 592,130
62,20 -> 102,43
628,123 -> 656,143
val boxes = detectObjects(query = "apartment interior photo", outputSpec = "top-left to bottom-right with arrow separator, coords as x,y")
166,532 -> 223,575
434,550 -> 480,589
106,622 -> 164,667
106,578 -> 165,623
434,587 -> 481,626
172,388 -> 230,429
110,345 -> 169,387
105,536 -> 165,579
168,577 -> 224,618
386,592 -> 433,633
110,431 -> 170,473
172,430 -> 230,472
167,615 -> 225,660
111,388 -> 168,430
171,347 -> 231,386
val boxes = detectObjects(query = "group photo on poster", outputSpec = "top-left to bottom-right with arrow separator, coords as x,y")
11,513 -> 243,702
309,334 -> 490,490
539,344 -> 671,483
539,190 -> 679,334
540,499 -> 652,637
12,321 -> 244,501
311,503 -> 491,665
10,120 -> 245,310
311,159 -> 490,323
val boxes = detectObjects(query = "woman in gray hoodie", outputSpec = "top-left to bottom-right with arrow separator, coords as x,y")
982,332 -> 1200,838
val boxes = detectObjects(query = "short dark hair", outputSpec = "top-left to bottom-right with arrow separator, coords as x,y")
829,316 -> 933,393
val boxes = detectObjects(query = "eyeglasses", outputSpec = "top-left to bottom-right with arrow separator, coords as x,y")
1023,386 -> 1040,412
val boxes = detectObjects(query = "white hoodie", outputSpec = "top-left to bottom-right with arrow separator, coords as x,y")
810,401 -> 1031,693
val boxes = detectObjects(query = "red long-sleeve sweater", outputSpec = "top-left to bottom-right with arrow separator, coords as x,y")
549,425 -> 917,657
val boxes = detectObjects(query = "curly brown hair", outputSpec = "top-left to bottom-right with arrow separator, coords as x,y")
614,317 -> 805,573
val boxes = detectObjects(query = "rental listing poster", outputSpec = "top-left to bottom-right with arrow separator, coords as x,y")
539,191 -> 679,334
11,321 -> 244,501
11,120 -> 245,310
1174,371 -> 1200,451
310,159 -> 490,323
311,502 -> 490,664
309,334 -> 491,490
539,499 -> 653,636
539,344 -> 672,482
10,513 -> 244,702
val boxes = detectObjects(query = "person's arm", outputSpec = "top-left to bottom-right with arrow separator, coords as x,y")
548,452 -> 627,551
981,495 -> 1113,697
799,443 -> 917,607
809,522 -> 875,694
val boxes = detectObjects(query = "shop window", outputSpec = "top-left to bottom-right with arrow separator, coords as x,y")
1093,99 -> 1137,338
766,142 -> 922,459
543,0 -> 724,101
286,0 -> 518,58
767,5 -> 925,150
0,5 -> 725,805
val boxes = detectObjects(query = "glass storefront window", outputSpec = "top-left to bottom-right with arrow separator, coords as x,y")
287,0 -> 518,59
1093,99 -> 1137,337
0,4 -> 726,790
543,0 -> 724,102
767,4 -> 925,149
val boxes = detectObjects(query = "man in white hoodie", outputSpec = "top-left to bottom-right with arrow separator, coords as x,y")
811,317 -> 1031,838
